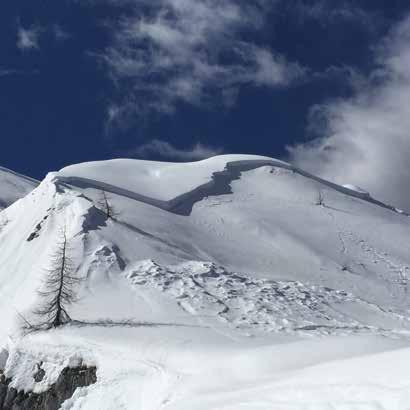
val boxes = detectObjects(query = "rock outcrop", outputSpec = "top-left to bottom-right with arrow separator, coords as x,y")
0,365 -> 96,410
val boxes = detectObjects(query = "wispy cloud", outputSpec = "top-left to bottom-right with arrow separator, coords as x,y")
288,0 -> 378,28
17,24 -> 41,51
53,24 -> 71,42
103,0 -> 304,119
131,139 -> 223,161
289,14 -> 410,210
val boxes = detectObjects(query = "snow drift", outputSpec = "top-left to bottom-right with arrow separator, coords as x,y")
1,155 -> 410,409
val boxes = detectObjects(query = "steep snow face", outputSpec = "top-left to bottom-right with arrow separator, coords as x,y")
1,155 -> 410,409
0,166 -> 38,211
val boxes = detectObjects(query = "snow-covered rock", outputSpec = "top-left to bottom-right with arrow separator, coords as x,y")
1,155 -> 410,409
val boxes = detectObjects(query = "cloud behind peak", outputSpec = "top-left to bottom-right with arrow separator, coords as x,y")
289,14 -> 410,211
103,0 -> 304,120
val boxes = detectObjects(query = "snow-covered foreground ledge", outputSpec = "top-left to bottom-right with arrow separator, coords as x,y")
0,343 -> 96,410
2,326 -> 409,410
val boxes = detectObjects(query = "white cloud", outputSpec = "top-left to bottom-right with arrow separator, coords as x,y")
289,0 -> 376,27
17,25 -> 41,51
249,46 -> 305,87
132,139 -> 223,161
103,0 -> 304,116
289,14 -> 410,211
53,24 -> 71,42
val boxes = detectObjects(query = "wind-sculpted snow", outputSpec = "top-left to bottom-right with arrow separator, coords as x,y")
56,156 -> 406,216
127,260 -> 408,336
2,155 -> 410,409
56,158 -> 289,216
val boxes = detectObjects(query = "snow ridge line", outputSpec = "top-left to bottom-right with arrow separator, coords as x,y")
294,166 -> 408,215
0,166 -> 39,185
53,159 -> 407,216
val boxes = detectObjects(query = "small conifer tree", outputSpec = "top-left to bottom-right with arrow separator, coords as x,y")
31,227 -> 82,329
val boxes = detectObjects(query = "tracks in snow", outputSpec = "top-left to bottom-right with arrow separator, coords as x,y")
126,260 -> 407,336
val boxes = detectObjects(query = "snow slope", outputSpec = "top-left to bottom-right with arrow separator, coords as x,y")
1,155 -> 410,409
0,166 -> 38,210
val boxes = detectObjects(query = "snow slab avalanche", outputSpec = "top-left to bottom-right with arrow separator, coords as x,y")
1,155 -> 410,409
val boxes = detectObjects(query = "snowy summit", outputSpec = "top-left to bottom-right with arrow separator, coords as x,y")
0,155 -> 410,409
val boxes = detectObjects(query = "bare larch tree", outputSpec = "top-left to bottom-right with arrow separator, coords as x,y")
315,189 -> 325,206
97,190 -> 116,219
33,227 -> 82,329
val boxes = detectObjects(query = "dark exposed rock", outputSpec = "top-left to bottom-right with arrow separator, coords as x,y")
26,215 -> 49,242
0,376 -> 9,409
33,364 -> 45,383
0,366 -> 96,410
81,206 -> 107,234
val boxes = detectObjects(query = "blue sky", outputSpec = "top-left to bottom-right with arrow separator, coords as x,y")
2,1 -> 410,208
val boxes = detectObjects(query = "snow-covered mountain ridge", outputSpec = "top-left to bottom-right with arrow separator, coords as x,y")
0,166 -> 38,211
56,155 -> 404,215
1,154 -> 410,409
